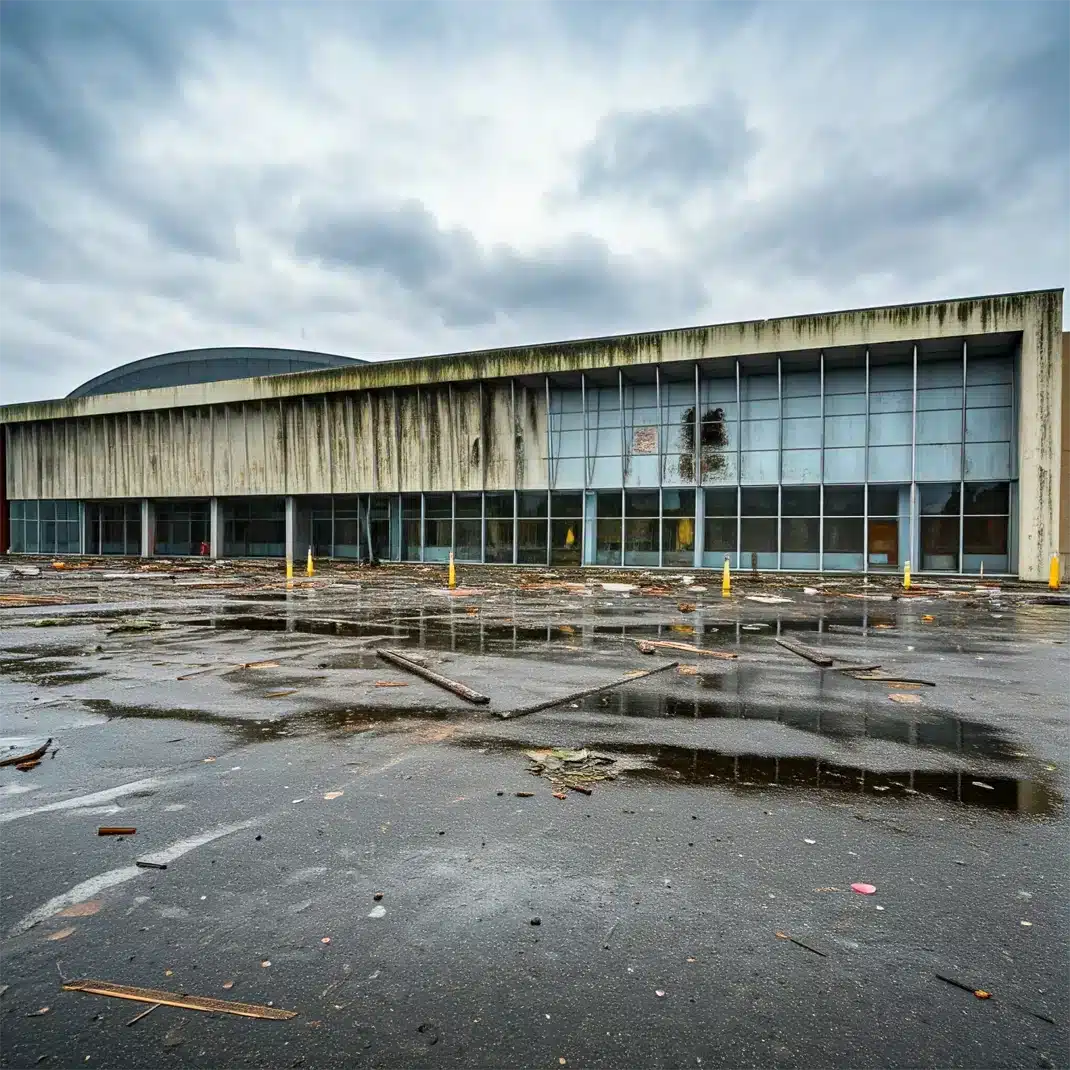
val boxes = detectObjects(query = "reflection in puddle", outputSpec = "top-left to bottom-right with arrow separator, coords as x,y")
622,744 -> 1060,815
576,679 -> 1020,762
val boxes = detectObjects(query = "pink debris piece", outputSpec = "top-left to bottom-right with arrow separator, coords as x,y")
851,882 -> 877,895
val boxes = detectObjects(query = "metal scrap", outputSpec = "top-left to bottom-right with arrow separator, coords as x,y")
0,738 -> 53,768
62,979 -> 296,1020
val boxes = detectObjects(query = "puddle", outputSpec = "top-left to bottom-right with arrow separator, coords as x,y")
569,682 -> 1021,762
0,657 -> 105,685
458,739 -> 1061,816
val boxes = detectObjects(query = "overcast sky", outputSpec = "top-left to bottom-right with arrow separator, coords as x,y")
1,0 -> 1066,404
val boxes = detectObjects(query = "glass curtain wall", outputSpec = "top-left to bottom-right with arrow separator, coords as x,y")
9,500 -> 81,554
702,488 -> 737,568
741,488 -> 777,570
86,502 -> 141,555
780,487 -> 820,570
424,494 -> 452,562
550,492 -> 582,565
485,493 -> 514,564
222,498 -> 285,557
595,491 -> 622,565
662,489 -> 695,567
155,500 -> 209,556
624,490 -> 659,567
455,494 -> 481,562
963,482 -> 1009,573
518,493 -> 548,564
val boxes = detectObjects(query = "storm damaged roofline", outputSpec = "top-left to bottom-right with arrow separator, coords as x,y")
1,287 -> 1062,424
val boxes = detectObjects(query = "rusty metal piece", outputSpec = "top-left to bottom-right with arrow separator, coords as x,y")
1,738 -> 53,768
62,979 -> 297,1020
98,827 -> 136,836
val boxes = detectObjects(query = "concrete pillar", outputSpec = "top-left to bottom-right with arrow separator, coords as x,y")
694,486 -> 705,568
1017,296 -> 1064,580
140,499 -> 154,557
285,496 -> 296,566
209,498 -> 222,559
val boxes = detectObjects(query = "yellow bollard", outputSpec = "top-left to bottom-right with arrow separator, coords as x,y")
903,560 -> 911,590
448,551 -> 456,590
306,547 -> 314,577
286,557 -> 293,580
1050,553 -> 1061,590
722,557 -> 731,598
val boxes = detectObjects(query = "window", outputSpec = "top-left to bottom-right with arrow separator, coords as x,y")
662,489 -> 695,567
550,492 -> 582,566
595,491 -> 623,565
332,497 -> 363,559
920,483 -> 960,571
703,487 -> 737,567
400,495 -> 421,561
485,493 -> 514,564
9,500 -> 81,555
741,487 -> 777,566
155,499 -> 209,556
86,502 -> 140,556
624,490 -> 659,567
781,486 -> 819,568
222,499 -> 285,558
518,492 -> 548,565
823,485 -> 863,570
455,493 -> 482,562
962,481 -> 1009,573
368,496 -> 394,560
424,494 -> 452,562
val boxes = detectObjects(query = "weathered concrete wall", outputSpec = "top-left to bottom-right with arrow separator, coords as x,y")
4,383 -> 551,501
1,290 -> 1061,424
1060,332 -> 1070,563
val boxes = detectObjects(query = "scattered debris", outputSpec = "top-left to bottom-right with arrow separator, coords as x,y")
677,602 -> 696,613
46,927 -> 76,942
497,661 -> 679,720
888,693 -> 922,704
15,760 -> 41,772
677,665 -> 699,675
601,583 -> 637,593
515,791 -> 535,798
848,672 -> 936,687
775,931 -> 827,957
850,883 -> 877,895
107,620 -> 164,634
373,681 -> 408,688
0,738 -> 53,768
265,689 -> 299,698
25,1006 -> 50,1017
59,901 -> 102,918
62,979 -> 297,1020
135,861 -> 167,871
323,791 -> 344,800
774,637 -> 834,667
377,649 -> 490,705
368,905 -> 386,919
125,1002 -> 162,1026
373,892 -> 383,901
746,594 -> 793,604
635,639 -> 737,660
98,827 -> 136,837
525,749 -> 616,794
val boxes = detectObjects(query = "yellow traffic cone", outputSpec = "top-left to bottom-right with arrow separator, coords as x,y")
448,551 -> 456,590
903,560 -> 911,590
722,558 -> 731,597
306,548 -> 314,577
285,557 -> 293,589
1050,554 -> 1061,590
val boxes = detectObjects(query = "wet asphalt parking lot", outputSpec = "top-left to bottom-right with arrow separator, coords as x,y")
0,562 -> 1067,1069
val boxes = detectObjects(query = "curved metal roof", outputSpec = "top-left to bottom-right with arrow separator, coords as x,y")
67,346 -> 364,398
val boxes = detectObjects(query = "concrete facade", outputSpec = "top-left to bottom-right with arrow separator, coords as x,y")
1,290 -> 1064,580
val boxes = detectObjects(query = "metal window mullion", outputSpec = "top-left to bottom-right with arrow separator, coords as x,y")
777,356 -> 783,571
655,365 -> 663,486
960,339 -> 967,573
480,491 -> 486,564
545,376 -> 553,490
910,343 -> 918,570
513,488 -> 518,566
693,363 -> 701,489
581,374 -> 589,490
736,359 -> 742,569
620,487 -> 625,568
619,369 -> 626,487
546,488 -> 552,567
420,492 -> 426,563
864,349 -> 870,575
658,485 -> 664,568
819,351 -> 825,574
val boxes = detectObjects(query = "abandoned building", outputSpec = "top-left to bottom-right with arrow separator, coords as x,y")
1,289 -> 1066,582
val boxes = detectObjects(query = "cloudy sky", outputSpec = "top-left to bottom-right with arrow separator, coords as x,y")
1,0 -> 1066,404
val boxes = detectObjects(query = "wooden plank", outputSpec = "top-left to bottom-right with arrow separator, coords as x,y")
62,979 -> 296,1020
635,640 -> 738,660
376,649 -> 489,705
774,637 -> 834,667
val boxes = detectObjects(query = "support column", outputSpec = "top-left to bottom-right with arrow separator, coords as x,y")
209,497 -> 222,559
694,483 -> 705,568
140,499 -> 154,558
285,496 -> 296,567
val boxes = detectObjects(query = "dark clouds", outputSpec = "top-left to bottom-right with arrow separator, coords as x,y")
0,0 -> 1066,404
295,199 -> 704,329
576,99 -> 758,201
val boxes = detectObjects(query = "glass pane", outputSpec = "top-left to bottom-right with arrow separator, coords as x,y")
704,517 -> 736,554
741,487 -> 777,516
624,517 -> 658,565
662,489 -> 694,517
741,517 -> 777,552
455,519 -> 481,561
921,516 -> 959,570
550,518 -> 581,565
963,516 -> 1008,554
518,518 -> 548,564
625,490 -> 659,517
424,519 -> 452,562
596,491 -> 622,518
41,521 -> 56,552
704,488 -> 737,518
824,517 -> 863,552
485,493 -> 513,519
400,519 -> 420,561
868,486 -> 901,516
550,492 -> 582,517
868,518 -> 899,568
823,486 -> 864,516
486,518 -> 513,563
963,482 -> 1009,515
781,516 -> 819,552
781,487 -> 819,516
455,494 -> 481,519
518,492 -> 548,518
39,500 -> 56,522
425,494 -> 452,519
596,518 -> 622,564
662,514 -> 694,566
919,483 -> 960,516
